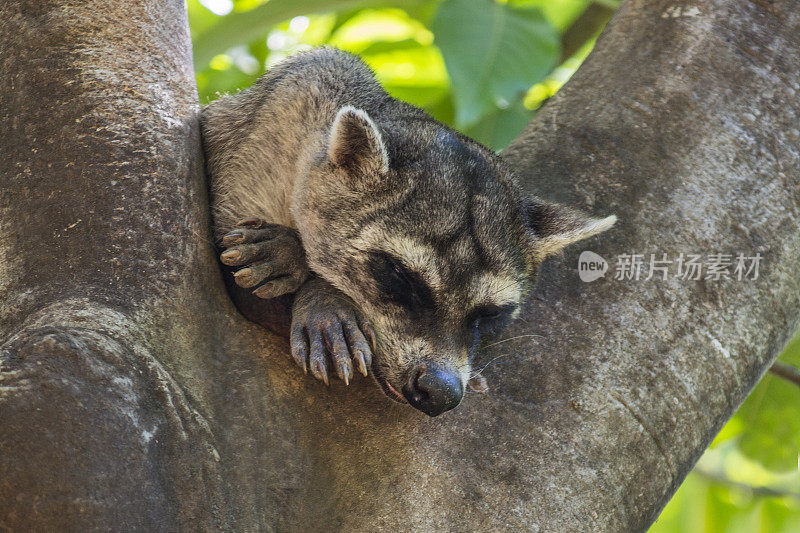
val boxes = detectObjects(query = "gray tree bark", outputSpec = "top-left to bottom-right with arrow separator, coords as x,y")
1,0 -> 798,530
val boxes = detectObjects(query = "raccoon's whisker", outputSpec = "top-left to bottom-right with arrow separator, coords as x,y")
482,334 -> 543,349
476,353 -> 509,367
467,353 -> 521,376
458,355 -> 507,376
475,360 -> 517,371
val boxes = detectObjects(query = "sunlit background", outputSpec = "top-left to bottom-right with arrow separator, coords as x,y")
188,1 -> 800,530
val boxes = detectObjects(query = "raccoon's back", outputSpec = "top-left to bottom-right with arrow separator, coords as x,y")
201,48 -> 387,160
201,48 -> 395,236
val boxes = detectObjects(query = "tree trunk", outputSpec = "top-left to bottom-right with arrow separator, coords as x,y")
1,0 -> 798,530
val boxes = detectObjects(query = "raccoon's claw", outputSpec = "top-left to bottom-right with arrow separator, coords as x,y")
234,217 -> 263,229
220,218 -> 310,300
290,318 -> 372,386
290,279 -> 374,386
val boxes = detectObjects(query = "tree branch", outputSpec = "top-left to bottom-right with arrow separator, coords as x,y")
560,2 -> 616,63
770,361 -> 800,388
694,467 -> 800,501
1,0 -> 799,530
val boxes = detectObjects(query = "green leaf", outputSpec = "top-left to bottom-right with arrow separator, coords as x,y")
359,37 -> 426,56
464,98 -> 533,151
192,0 -> 427,69
329,9 -> 366,35
403,0 -> 444,26
432,0 -> 559,128
735,332 -> 800,472
384,84 -> 450,110
510,0 -> 593,32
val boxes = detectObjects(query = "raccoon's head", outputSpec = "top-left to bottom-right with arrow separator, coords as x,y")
293,106 -> 615,416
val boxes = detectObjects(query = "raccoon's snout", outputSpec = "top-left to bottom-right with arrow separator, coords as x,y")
401,362 -> 463,417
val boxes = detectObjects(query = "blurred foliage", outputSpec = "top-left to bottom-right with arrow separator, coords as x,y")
187,0 -> 800,529
189,0 -> 606,150
432,0 -> 558,128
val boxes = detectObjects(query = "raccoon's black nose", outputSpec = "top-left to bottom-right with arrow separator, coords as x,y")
402,362 -> 463,417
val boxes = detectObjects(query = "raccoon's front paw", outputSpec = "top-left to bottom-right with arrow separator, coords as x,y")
290,279 -> 375,386
220,217 -> 309,300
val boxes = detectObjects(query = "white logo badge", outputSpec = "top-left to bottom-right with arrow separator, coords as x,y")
578,251 -> 608,282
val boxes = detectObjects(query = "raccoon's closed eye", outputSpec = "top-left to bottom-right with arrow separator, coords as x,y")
368,251 -> 435,316
467,304 -> 515,336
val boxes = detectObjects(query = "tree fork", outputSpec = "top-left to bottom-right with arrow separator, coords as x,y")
1,0 -> 799,530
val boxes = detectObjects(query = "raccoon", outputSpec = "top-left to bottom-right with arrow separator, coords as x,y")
201,48 -> 615,416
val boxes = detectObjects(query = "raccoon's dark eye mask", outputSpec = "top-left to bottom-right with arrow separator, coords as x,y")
368,251 -> 435,317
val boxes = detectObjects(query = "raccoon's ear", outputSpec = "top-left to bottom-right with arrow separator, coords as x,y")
524,198 -> 616,260
327,106 -> 390,177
